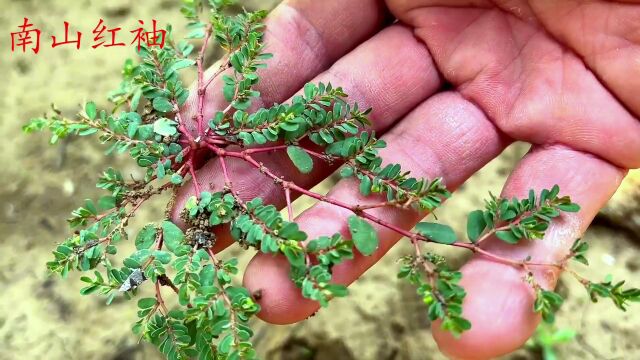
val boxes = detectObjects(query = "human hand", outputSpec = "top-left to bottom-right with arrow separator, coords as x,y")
172,1 -> 640,358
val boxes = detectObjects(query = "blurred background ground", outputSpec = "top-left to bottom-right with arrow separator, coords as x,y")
1,0 -> 639,359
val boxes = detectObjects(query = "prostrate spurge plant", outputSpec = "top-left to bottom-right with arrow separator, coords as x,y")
25,1 -> 640,359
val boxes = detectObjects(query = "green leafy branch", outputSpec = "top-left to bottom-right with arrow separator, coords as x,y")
398,253 -> 470,337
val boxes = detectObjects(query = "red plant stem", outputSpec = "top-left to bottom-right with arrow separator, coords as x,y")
218,156 -> 231,185
94,204 -> 125,221
177,116 -> 196,145
357,200 -> 404,210
219,148 -> 429,239
155,281 -> 169,315
284,185 -> 294,222
206,78 -> 240,137
203,61 -> 230,90
203,137 -> 230,146
244,145 -> 288,154
474,224 -> 510,245
301,148 -> 326,160
229,143 -> 327,159
451,242 -> 563,269
204,145 -> 565,273
201,61 -> 232,138
206,247 -> 219,263
196,25 -> 213,136
187,157 -> 202,196
189,166 -> 201,195
221,101 -> 234,116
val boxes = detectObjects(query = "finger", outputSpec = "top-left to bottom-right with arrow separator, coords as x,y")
180,0 -> 390,130
432,145 -> 626,360
171,25 -> 443,249
390,0 -> 640,116
242,91 -> 510,324
393,5 -> 640,168
527,0 -> 640,117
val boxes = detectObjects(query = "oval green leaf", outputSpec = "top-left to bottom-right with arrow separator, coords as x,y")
415,222 -> 457,244
162,220 -> 185,253
348,216 -> 378,256
287,145 -> 313,174
135,224 -> 158,250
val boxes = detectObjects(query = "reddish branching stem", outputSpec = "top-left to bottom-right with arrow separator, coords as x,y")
170,61 -> 565,282
284,184 -> 294,222
202,144 -> 566,274
188,157 -> 202,196
204,60 -> 231,91
155,281 -> 169,315
195,25 -> 213,136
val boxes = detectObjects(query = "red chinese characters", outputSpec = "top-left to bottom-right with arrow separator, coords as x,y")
130,20 -> 167,51
10,18 -> 167,54
92,19 -> 126,48
10,18 -> 41,54
51,21 -> 82,49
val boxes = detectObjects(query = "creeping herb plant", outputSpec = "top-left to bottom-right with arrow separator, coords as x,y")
25,1 -> 640,359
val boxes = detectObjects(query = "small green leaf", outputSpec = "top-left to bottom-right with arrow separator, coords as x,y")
170,59 -> 195,72
123,258 -> 141,269
287,146 -> 313,174
137,297 -> 157,309
557,203 -> 580,212
136,224 -> 158,250
156,160 -> 166,179
283,246 -> 305,267
152,97 -> 174,113
85,102 -> 97,120
223,83 -> 235,102
348,216 -> 378,256
153,250 -> 172,264
415,222 -> 457,245
170,173 -> 183,185
466,210 -> 486,243
251,131 -> 267,144
573,254 -> 589,266
80,285 -> 99,295
238,132 -> 253,145
359,176 -> 371,196
304,83 -> 316,100
153,118 -> 177,136
131,88 -> 142,111
162,220 -> 185,253
218,334 -> 234,354
496,230 -> 520,244
325,284 -> 349,297
340,167 -> 354,178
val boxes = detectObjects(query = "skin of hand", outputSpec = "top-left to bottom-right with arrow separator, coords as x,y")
172,1 -> 640,358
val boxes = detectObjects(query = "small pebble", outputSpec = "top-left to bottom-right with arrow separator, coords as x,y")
63,179 -> 75,196
601,253 -> 616,266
